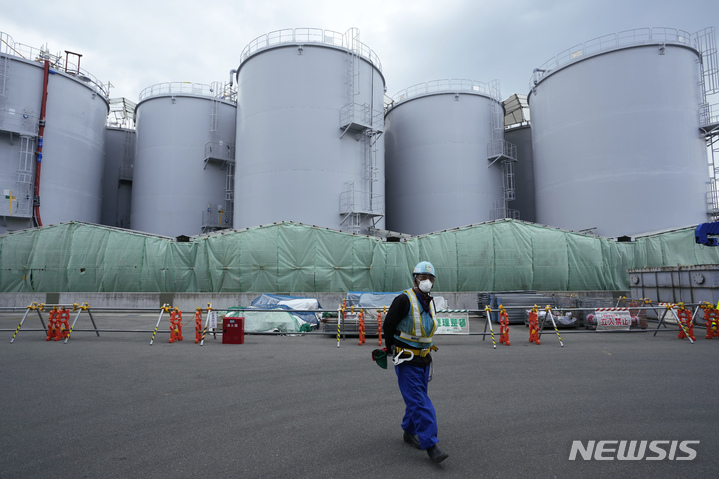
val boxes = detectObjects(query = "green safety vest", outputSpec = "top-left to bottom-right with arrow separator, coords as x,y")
394,289 -> 438,347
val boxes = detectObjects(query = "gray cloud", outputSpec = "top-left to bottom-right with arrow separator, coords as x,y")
3,0 -> 717,101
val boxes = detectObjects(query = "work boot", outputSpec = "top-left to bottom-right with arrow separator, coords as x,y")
403,431 -> 421,449
427,445 -> 449,463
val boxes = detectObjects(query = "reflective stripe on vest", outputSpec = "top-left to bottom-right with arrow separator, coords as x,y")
397,289 -> 438,344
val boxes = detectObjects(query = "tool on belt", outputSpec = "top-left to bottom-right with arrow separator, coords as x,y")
371,348 -> 389,369
392,345 -> 438,366
372,345 -> 438,369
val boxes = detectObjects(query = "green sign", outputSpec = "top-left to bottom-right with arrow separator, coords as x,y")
435,311 -> 470,334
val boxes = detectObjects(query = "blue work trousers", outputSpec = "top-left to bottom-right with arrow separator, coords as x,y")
395,362 -> 438,450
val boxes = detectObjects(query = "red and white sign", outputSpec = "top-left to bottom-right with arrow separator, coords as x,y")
594,308 -> 632,331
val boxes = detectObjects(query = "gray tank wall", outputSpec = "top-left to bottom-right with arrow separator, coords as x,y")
234,43 -> 385,232
0,128 -> 34,234
132,93 -> 236,237
529,44 -> 709,237
0,53 -> 37,233
101,128 -> 135,228
384,92 -> 504,235
0,54 -> 107,231
504,124 -> 536,223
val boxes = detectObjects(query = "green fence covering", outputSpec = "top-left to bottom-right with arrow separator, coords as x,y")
1,220 -> 717,293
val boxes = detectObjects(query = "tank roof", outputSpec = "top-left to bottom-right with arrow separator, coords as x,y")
387,79 -> 501,111
239,27 -> 382,72
0,30 -> 109,98
137,82 -> 237,103
529,27 -> 703,91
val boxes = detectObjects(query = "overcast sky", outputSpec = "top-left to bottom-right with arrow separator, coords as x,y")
3,0 -> 718,103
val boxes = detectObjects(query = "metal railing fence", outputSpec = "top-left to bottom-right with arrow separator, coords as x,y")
531,27 -> 697,89
240,28 -> 382,72
1,31 -> 108,97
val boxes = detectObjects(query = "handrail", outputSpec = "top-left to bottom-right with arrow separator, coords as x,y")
389,79 -> 497,107
701,102 -> 719,128
530,27 -> 697,89
138,82 -> 236,102
240,27 -> 382,72
1,30 -> 108,98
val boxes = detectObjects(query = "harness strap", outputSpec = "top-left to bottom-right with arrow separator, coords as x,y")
397,291 -> 437,344
392,345 -> 439,366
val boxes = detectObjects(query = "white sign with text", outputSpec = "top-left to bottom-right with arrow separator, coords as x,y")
594,309 -> 632,331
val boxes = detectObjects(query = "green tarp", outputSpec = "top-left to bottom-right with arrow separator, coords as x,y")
1,220 -> 716,293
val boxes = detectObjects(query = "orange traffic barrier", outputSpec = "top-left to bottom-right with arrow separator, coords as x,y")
359,310 -> 366,345
169,308 -> 184,343
46,308 -> 58,341
499,306 -> 510,346
676,306 -> 696,342
55,308 -> 70,341
195,308 -> 203,344
701,303 -> 719,339
528,306 -> 540,345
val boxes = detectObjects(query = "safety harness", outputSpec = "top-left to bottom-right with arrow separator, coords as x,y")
392,345 -> 438,366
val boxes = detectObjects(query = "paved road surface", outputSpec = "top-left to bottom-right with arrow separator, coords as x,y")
1,313 -> 716,478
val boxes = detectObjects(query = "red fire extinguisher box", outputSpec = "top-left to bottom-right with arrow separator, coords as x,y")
222,317 -> 245,344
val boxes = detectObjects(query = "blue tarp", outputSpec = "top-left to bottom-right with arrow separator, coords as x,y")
250,293 -> 321,326
344,291 -> 401,309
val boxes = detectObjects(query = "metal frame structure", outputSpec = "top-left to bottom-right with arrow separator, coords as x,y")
697,28 -> 719,220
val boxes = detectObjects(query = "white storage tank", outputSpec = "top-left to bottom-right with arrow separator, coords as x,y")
131,82 -> 237,237
528,27 -> 714,237
384,80 -> 509,235
234,28 -> 386,234
0,32 -> 108,233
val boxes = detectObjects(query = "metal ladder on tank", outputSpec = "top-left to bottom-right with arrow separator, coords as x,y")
339,181 -> 361,234
707,137 -> 719,221
345,28 -> 360,105
364,131 -> 378,212
340,29 -> 361,139
696,27 -> 719,219
17,136 -> 35,186
486,80 -> 519,220
203,89 -> 234,231
0,55 -> 8,102
364,128 -> 383,228
225,162 -> 234,223
1,135 -> 36,218
0,54 -> 9,132
338,28 -> 384,233
339,134 -> 384,233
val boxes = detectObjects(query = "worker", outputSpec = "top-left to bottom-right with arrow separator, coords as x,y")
383,261 -> 448,463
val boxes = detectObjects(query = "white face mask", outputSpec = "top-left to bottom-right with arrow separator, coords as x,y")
418,279 -> 433,293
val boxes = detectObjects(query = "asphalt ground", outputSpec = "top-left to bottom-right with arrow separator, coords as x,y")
1,312 -> 717,479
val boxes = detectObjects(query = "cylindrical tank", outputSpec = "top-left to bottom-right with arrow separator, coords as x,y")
234,28 -> 386,234
384,80 -> 506,235
505,124 -> 536,223
528,27 -> 710,237
102,127 -> 135,228
0,33 -> 108,233
131,83 -> 237,237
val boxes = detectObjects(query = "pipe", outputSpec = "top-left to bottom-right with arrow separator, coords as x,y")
229,69 -> 237,87
33,59 -> 51,227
